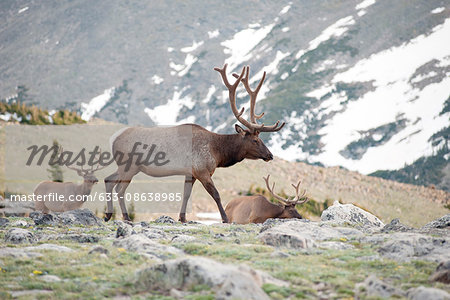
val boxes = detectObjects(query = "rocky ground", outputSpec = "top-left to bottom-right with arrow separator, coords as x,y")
0,204 -> 449,299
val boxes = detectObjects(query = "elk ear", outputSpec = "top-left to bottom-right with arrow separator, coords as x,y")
235,124 -> 246,137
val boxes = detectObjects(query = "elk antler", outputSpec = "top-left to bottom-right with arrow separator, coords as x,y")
214,64 -> 285,133
263,174 -> 309,206
66,162 -> 86,174
89,148 -> 108,172
65,147 -> 107,174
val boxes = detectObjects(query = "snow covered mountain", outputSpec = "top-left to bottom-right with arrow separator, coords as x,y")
0,0 -> 449,189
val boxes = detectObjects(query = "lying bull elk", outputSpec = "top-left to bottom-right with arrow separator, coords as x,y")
225,175 -> 309,224
34,160 -> 106,213
104,64 -> 285,222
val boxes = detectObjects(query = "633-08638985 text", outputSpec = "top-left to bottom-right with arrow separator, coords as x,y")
9,192 -> 183,203
96,192 -> 183,202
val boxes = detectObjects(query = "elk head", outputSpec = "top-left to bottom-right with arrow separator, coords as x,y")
214,64 -> 285,162
263,174 -> 309,219
66,148 -> 107,185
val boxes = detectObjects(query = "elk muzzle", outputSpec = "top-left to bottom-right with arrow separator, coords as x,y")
263,152 -> 273,162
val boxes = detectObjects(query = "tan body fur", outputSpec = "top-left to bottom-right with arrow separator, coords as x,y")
225,195 -> 302,224
33,180 -> 96,213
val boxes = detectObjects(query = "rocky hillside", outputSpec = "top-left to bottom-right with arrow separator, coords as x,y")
0,208 -> 449,299
0,0 -> 448,189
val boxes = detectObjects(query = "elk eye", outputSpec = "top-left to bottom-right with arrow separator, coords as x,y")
252,139 -> 258,144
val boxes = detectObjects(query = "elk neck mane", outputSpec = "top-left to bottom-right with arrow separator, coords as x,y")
210,132 -> 247,168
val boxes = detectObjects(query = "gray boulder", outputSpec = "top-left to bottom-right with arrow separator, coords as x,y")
59,209 -> 103,226
40,275 -> 62,282
154,215 -> 176,224
5,228 -> 35,244
113,234 -> 182,261
377,232 -> 450,262
142,228 -> 167,240
31,212 -> 58,226
135,257 -> 286,300
0,217 -> 9,226
39,233 -> 100,243
62,234 -> 100,243
319,241 -> 355,250
260,218 -> 293,232
31,209 -> 102,226
355,275 -> 405,298
381,218 -> 414,233
259,220 -> 363,249
0,248 -> 42,258
115,221 -> 134,238
0,199 -> 35,217
429,260 -> 450,284
407,286 -> 450,300
321,201 -> 384,230
88,245 -> 109,255
11,220 -> 29,227
23,243 -> 73,253
171,234 -> 197,243
422,214 -> 450,230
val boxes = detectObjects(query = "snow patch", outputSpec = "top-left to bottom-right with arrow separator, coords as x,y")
281,27 -> 290,32
221,22 -> 275,71
18,7 -> 29,14
144,87 -> 195,125
306,84 -> 334,100
295,16 -> 355,60
357,10 -> 367,17
169,54 -> 198,77
372,133 -> 383,142
269,112 -> 309,161
410,71 -> 438,83
0,112 -> 23,122
314,59 -> 335,72
167,47 -> 174,52
0,112 -> 11,121
355,0 -> 376,10
80,87 -> 115,121
181,41 -> 204,53
151,75 -> 164,85
208,29 -> 219,39
214,121 -> 228,132
279,3 -> 292,15
47,110 -> 56,123
202,85 -> 216,104
431,7 -> 445,14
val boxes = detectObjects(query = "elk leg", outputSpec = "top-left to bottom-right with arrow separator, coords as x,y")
104,171 -> 119,221
179,175 -> 196,223
198,175 -> 228,223
116,176 -> 134,222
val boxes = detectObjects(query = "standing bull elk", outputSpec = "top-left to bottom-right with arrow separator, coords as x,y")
104,64 -> 285,223
225,175 -> 309,224
34,162 -> 106,213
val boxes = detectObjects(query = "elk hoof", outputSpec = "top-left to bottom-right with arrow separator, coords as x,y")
179,213 -> 187,223
123,213 -> 132,222
104,213 -> 113,222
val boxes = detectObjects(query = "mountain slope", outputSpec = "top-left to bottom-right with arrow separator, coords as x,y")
0,0 -> 449,188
